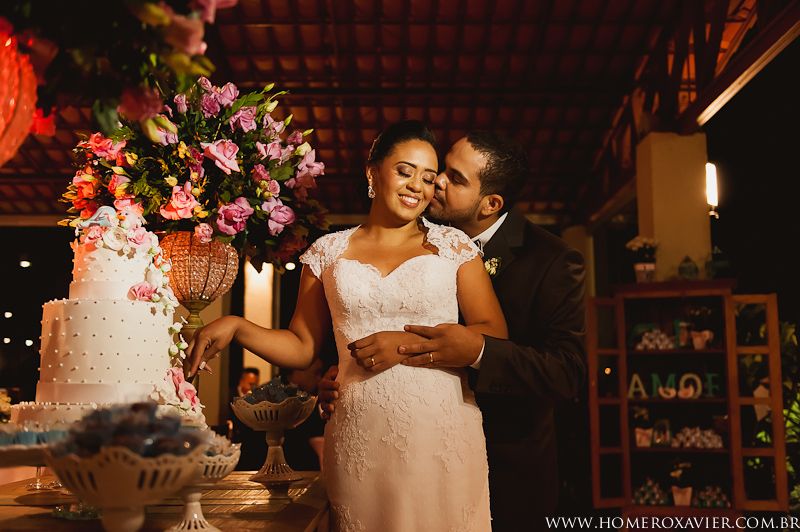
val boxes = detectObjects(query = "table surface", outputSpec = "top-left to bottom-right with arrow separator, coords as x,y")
0,471 -> 328,531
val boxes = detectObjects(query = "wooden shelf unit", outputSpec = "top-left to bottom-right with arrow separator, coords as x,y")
587,280 -> 789,515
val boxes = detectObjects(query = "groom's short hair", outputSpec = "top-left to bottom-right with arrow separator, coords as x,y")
466,131 -> 528,211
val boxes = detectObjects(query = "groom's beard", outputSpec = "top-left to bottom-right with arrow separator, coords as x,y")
425,195 -> 482,230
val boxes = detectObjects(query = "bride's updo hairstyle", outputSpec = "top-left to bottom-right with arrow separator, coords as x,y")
367,120 -> 437,166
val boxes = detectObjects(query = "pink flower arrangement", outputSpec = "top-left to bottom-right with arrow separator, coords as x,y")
63,76 -> 328,270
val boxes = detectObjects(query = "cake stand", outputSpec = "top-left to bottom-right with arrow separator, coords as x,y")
230,395 -> 317,487
167,435 -> 241,532
46,445 -> 206,532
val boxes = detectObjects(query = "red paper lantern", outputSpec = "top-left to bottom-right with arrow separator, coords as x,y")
0,31 -> 37,167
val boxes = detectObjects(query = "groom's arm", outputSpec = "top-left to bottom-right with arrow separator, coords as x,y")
475,247 -> 586,400
402,248 -> 586,400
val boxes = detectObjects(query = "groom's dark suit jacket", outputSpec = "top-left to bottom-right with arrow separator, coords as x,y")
468,210 -> 586,532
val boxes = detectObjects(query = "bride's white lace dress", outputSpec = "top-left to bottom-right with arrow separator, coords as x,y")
299,218 -> 491,532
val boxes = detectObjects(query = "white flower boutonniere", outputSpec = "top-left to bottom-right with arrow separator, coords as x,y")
484,257 -> 501,277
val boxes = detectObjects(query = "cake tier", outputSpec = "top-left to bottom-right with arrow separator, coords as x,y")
37,298 -> 173,405
10,402 -> 204,427
70,243 -> 151,300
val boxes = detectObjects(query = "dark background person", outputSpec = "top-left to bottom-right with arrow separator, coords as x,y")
229,367 -> 266,471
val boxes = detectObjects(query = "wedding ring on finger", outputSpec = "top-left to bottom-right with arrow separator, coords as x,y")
428,352 -> 434,364
369,356 -> 376,367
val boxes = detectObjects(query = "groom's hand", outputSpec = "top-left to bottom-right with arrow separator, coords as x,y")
348,331 -> 421,373
400,324 -> 483,368
317,366 -> 339,420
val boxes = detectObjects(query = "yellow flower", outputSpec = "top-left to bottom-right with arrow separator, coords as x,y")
124,152 -> 138,165
177,141 -> 189,159
165,176 -> 178,187
195,209 -> 209,218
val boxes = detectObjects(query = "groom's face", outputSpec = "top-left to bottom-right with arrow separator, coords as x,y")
426,138 -> 486,226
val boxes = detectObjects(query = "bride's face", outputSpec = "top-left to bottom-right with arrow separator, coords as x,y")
368,139 -> 438,222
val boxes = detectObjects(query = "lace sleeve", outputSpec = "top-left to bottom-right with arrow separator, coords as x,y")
298,236 -> 326,278
423,219 -> 480,267
298,227 -> 357,278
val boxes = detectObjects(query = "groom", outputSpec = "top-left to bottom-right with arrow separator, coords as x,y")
320,131 -> 586,531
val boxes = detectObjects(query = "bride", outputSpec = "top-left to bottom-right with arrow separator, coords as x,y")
185,120 -> 507,531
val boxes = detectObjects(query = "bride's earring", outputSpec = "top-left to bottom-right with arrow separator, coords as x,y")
367,182 -> 376,199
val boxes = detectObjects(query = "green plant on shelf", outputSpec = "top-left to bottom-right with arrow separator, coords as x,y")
740,321 -> 800,510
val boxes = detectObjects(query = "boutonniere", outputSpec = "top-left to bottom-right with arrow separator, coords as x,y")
484,257 -> 501,277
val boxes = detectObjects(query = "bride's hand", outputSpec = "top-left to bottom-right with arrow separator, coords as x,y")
348,331 -> 423,373
185,316 -> 242,378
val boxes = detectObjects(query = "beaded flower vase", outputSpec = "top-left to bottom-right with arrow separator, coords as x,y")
159,232 -> 239,341
230,395 -> 317,487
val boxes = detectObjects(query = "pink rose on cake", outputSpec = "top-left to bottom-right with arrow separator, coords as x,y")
201,139 -> 240,175
128,281 -> 157,301
194,223 -> 214,243
127,226 -> 150,248
160,182 -> 199,220
216,197 -> 253,235
166,367 -> 202,410
82,225 -> 104,246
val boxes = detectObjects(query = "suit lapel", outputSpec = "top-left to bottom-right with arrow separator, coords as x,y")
481,210 -> 526,279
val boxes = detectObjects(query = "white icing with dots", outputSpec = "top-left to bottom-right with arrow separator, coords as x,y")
70,244 -> 151,300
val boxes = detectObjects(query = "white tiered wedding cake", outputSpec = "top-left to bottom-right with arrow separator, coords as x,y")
11,206 -> 203,426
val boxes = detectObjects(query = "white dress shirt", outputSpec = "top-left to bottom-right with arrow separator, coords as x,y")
468,213 -> 508,369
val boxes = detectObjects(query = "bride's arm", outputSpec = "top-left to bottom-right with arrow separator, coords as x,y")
457,255 -> 508,338
185,265 -> 331,377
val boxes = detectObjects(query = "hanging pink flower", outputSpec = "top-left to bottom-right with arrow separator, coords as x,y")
201,139 -> 240,174
263,113 -> 285,136
194,223 -> 214,243
287,130 -> 304,145
163,14 -> 206,56
160,182 -> 199,220
216,197 -> 254,235
251,163 -> 270,182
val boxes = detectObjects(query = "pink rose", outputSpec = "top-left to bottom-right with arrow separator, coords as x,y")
114,196 -> 144,217
160,182 -> 199,220
128,281 -> 156,301
127,226 -> 150,247
84,133 -> 126,160
257,140 -> 286,162
82,225 -> 104,245
117,86 -> 162,121
216,197 -> 254,236
251,163 -> 270,182
201,139 -> 240,174
266,179 -> 280,196
263,113 -> 285,136
229,106 -> 257,132
216,82 -> 239,107
262,197 -> 296,236
179,381 -> 201,408
174,93 -> 187,113
201,93 -> 220,117
108,174 -> 130,197
194,223 -> 213,243
167,367 -> 186,389
287,130 -> 303,145
198,76 -> 214,92
297,149 -> 325,177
